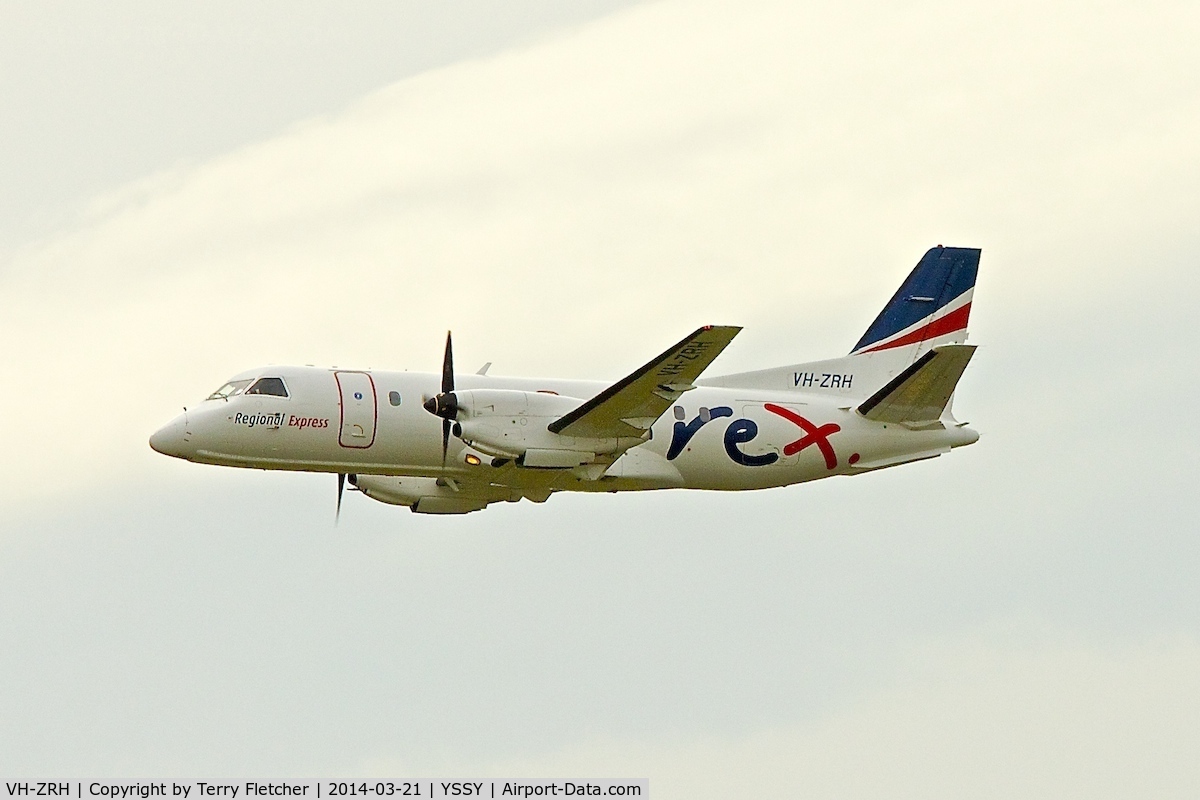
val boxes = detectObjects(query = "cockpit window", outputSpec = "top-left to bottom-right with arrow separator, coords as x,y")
245,377 -> 289,397
207,379 -> 252,400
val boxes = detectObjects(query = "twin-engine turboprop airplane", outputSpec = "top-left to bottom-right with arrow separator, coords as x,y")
150,246 -> 983,515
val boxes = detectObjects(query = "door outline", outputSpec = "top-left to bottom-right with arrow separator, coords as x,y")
739,403 -> 787,465
335,371 -> 378,449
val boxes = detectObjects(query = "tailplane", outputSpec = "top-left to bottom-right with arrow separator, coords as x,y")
857,344 -> 976,426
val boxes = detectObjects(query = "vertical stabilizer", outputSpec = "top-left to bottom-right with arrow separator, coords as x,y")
850,246 -> 979,356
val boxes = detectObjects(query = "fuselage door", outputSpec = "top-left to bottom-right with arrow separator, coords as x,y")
335,371 -> 377,448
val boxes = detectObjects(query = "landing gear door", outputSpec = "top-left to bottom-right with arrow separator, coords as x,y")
335,371 -> 377,448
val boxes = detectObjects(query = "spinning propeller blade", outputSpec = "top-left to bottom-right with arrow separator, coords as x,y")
441,332 -> 454,465
422,331 -> 459,467
442,330 -> 455,395
336,472 -> 346,525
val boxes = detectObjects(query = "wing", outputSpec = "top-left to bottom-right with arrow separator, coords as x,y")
548,325 -> 741,439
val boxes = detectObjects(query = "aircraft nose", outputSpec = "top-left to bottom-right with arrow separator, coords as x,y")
149,414 -> 191,459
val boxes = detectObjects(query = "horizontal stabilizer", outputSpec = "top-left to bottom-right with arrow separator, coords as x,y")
857,344 -> 976,425
549,325 -> 741,439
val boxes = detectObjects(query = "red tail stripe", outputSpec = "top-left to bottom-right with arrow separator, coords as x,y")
858,302 -> 972,354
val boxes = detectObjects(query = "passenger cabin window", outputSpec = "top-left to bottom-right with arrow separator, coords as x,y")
388,391 -> 402,406
207,379 -> 252,400
245,377 -> 289,397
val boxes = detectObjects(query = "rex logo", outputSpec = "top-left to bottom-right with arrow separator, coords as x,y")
666,404 -> 842,469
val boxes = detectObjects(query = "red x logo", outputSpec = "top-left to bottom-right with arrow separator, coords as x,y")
764,403 -> 841,469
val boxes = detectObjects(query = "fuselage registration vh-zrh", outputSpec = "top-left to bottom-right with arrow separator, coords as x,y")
150,246 -> 983,516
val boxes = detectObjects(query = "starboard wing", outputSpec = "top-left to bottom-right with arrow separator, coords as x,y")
548,326 -> 741,439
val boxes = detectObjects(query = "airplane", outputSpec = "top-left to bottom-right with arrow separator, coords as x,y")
149,246 -> 982,516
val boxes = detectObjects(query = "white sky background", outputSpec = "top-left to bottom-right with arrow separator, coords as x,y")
2,0 -> 1199,795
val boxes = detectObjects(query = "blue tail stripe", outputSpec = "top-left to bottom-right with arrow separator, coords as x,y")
852,246 -> 980,353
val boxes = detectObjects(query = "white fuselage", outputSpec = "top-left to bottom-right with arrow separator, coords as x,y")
151,365 -> 978,502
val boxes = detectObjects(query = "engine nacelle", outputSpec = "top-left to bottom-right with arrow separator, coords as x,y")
353,474 -> 504,514
448,389 -> 631,462
452,388 -> 582,420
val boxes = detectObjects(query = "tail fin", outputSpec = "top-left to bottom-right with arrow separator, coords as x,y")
851,246 -> 979,356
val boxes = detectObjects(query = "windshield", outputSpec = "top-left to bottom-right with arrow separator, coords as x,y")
207,379 -> 252,401
245,377 -> 289,397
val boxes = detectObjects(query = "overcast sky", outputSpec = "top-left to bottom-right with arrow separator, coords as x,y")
2,1 -> 1199,796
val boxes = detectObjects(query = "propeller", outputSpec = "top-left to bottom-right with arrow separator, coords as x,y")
335,473 -> 359,525
423,331 -> 458,466
336,472 -> 346,525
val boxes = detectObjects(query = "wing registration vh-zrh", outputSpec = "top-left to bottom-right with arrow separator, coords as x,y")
150,247 -> 983,516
